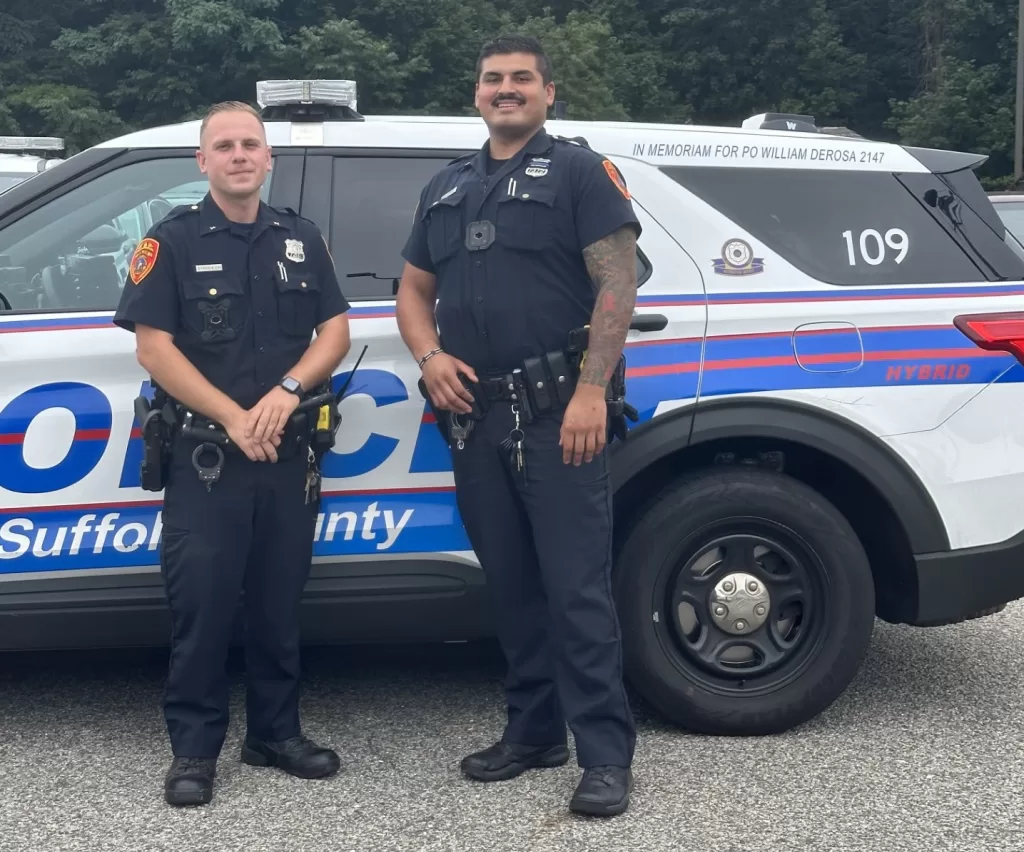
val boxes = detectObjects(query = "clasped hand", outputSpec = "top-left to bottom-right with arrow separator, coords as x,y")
225,386 -> 300,463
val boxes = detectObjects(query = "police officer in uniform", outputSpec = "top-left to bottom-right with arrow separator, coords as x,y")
397,35 -> 640,817
113,101 -> 352,807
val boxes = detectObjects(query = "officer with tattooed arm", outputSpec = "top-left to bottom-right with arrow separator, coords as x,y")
113,101 -> 351,807
396,34 -> 640,817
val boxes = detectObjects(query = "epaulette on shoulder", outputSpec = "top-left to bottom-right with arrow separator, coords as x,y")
552,134 -> 593,150
165,203 -> 200,221
446,151 -> 475,168
269,204 -> 316,230
267,204 -> 299,220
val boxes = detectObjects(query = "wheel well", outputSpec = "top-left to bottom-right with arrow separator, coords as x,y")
612,436 -> 919,624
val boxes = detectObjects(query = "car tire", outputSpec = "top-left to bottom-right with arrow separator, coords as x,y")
614,465 -> 875,736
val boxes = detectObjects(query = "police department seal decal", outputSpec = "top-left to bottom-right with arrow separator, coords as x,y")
285,239 -> 305,263
129,238 -> 160,285
713,239 -> 765,276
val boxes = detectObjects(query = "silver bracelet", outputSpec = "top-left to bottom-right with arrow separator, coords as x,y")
417,348 -> 443,368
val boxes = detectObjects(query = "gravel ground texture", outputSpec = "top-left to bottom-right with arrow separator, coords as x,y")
1,602 -> 1023,852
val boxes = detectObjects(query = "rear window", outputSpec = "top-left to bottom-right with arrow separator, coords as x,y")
993,200 -> 1024,245
661,166 -> 1024,286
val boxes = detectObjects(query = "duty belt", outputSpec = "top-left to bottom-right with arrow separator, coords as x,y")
421,344 -> 637,451
132,346 -> 370,494
176,389 -> 339,490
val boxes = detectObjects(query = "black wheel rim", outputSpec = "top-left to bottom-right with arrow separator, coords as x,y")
653,517 -> 833,697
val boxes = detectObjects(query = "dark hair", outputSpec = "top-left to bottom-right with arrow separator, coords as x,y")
476,34 -> 552,85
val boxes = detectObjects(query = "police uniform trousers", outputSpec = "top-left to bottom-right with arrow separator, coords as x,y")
451,401 -> 637,768
158,433 -> 317,759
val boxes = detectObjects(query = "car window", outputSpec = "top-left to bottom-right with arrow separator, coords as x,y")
328,155 -> 653,300
661,166 -> 1000,286
113,207 -> 146,245
0,156 -> 270,313
993,201 -> 1024,245
327,156 -> 454,300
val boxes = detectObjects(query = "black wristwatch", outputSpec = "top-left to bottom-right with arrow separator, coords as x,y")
279,376 -> 303,396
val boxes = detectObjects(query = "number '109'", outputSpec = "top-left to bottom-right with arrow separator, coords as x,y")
842,228 -> 909,266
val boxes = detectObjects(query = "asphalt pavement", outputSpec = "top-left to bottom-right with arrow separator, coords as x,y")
2,602 -> 1023,852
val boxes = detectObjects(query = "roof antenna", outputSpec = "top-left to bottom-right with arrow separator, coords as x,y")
553,101 -> 567,120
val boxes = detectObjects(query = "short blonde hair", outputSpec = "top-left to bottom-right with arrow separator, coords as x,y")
200,101 -> 264,142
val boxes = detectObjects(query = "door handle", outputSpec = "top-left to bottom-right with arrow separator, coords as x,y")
630,313 -> 668,332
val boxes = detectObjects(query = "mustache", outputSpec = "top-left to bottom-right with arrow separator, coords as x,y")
492,94 -> 525,106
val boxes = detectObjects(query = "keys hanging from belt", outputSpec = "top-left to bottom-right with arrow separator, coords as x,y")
500,403 -> 527,485
304,446 -> 322,505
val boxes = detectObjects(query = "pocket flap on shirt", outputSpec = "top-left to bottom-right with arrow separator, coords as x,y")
423,186 -> 467,218
275,270 -> 320,293
182,275 -> 244,300
499,183 -> 557,207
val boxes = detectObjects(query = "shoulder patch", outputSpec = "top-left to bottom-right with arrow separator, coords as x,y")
129,238 -> 160,285
601,159 -> 631,200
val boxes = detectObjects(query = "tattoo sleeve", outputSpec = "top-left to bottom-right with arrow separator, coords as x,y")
579,225 -> 638,388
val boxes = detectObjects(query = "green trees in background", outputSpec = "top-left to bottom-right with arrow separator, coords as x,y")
1,0 -> 1021,187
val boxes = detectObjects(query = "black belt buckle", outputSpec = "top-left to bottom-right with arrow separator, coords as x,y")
465,220 -> 495,251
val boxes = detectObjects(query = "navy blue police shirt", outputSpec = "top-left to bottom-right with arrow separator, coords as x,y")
401,127 -> 642,375
112,193 -> 350,411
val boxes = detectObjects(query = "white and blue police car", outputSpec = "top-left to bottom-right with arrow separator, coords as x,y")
2,81 -> 1024,737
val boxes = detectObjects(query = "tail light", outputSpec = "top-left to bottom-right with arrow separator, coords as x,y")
953,312 -> 1024,366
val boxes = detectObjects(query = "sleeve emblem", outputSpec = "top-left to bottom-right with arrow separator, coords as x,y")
129,238 -> 160,285
602,159 -> 631,200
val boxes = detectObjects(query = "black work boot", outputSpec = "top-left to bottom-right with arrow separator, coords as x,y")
460,740 -> 570,782
241,734 -> 340,779
569,765 -> 634,817
164,757 -> 217,807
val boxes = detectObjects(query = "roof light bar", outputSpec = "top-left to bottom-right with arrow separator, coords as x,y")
0,136 -> 65,152
256,80 -> 358,111
742,113 -> 818,133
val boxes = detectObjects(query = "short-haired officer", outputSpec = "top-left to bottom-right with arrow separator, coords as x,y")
113,101 -> 352,807
396,35 -> 640,817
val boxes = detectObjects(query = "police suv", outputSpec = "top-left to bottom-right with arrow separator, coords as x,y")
3,81 -> 1024,738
